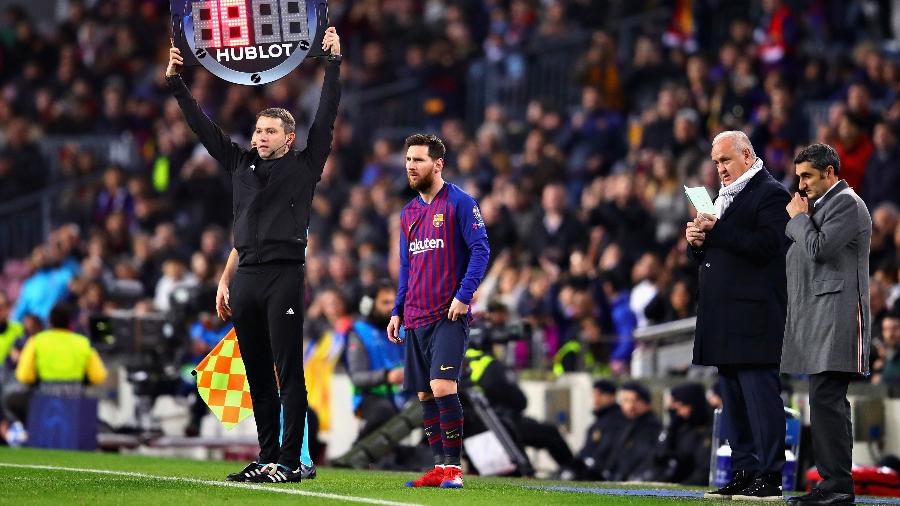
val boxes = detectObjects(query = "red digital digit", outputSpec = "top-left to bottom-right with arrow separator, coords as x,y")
192,0 -> 222,49
219,0 -> 251,48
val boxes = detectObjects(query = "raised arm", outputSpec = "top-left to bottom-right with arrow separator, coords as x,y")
302,27 -> 342,178
166,47 -> 242,172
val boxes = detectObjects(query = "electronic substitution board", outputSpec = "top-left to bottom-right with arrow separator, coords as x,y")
170,0 -> 328,85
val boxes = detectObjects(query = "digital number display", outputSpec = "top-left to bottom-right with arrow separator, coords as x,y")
176,0 -> 326,85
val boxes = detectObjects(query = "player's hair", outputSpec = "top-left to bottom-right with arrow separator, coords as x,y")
256,108 -> 296,135
404,133 -> 446,161
794,143 -> 841,175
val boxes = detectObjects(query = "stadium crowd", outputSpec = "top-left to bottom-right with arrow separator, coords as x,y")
2,0 -> 900,476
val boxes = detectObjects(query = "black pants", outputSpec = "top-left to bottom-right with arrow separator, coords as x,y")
809,372 -> 853,494
230,263 -> 307,468
357,395 -> 399,441
718,366 -> 785,474
515,416 -> 575,468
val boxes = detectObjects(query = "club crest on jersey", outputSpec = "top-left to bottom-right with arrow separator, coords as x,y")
432,213 -> 444,228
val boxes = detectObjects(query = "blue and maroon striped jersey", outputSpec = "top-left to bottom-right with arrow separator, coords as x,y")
392,182 -> 490,329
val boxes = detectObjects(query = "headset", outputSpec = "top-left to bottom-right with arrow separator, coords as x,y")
358,279 -> 396,317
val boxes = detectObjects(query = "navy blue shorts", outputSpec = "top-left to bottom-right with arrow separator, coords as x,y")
403,317 -> 469,393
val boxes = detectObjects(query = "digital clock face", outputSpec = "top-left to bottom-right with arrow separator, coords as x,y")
177,0 -> 326,85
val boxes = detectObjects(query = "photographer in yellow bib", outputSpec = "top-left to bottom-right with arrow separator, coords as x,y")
3,303 -> 107,427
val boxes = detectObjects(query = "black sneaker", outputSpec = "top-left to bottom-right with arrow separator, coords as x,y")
705,469 -> 757,499
786,488 -> 855,505
226,461 -> 265,482
732,473 -> 783,501
245,463 -> 303,483
300,463 -> 317,480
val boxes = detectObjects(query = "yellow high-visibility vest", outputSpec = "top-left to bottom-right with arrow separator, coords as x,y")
32,329 -> 93,382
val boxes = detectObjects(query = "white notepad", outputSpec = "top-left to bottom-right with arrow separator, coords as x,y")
684,185 -> 716,216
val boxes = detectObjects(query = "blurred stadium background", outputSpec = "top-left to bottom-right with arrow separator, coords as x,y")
3,0 -> 900,496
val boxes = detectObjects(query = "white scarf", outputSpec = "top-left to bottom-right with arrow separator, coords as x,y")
714,157 -> 764,218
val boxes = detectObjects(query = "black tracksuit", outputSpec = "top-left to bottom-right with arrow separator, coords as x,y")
168,58 -> 341,468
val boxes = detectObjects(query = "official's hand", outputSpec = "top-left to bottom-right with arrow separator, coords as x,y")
216,281 -> 231,321
693,213 -> 717,233
787,192 -> 809,218
387,368 -> 404,385
166,46 -> 183,77
685,221 -> 705,248
322,27 -> 341,56
387,315 -> 402,344
448,298 -> 468,321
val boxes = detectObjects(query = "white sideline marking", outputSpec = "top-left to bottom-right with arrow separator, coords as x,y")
0,462 -> 422,506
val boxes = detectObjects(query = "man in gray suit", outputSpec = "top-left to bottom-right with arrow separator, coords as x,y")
783,143 -> 872,506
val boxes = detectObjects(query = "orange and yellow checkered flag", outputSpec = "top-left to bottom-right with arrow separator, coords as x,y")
193,328 -> 253,429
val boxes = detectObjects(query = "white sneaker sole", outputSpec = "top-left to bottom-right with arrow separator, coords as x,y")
731,495 -> 783,501
703,492 -> 732,500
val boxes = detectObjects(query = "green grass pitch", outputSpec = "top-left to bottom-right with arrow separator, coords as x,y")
0,447 -> 706,505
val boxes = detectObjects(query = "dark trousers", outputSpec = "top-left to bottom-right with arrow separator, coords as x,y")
809,372 -> 853,494
230,263 -> 308,468
516,416 -> 575,468
718,366 -> 785,474
357,395 -> 399,441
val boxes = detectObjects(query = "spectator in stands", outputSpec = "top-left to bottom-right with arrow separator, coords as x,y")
652,382 -> 712,485
863,121 -> 900,208
598,381 -> 661,482
870,204 -> 899,272
0,117 -> 47,195
531,183 -> 584,266
834,113 -> 874,192
13,246 -> 76,323
153,256 -> 198,312
874,310 -> 900,386
93,166 -> 135,228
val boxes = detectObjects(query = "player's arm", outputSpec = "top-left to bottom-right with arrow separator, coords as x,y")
302,27 -> 342,177
165,47 -> 241,171
450,197 -> 490,318
389,226 -> 410,343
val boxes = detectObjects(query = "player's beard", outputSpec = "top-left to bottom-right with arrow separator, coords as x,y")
407,166 -> 435,193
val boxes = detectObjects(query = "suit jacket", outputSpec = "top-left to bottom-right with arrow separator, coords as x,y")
691,168 -> 791,367
781,180 -> 872,375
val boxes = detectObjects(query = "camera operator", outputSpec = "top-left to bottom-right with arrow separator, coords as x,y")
463,302 -> 575,473
346,281 -> 408,440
